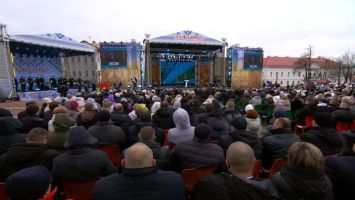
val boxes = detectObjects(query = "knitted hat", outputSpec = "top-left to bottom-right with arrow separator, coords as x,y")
69,100 -> 79,110
231,117 -> 247,130
194,123 -> 212,139
53,113 -> 76,130
313,112 -> 333,128
5,166 -> 51,200
245,104 -> 254,112
64,126 -> 97,149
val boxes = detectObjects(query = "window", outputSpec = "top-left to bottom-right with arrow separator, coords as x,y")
276,72 -> 279,77
84,56 -> 88,62
92,71 -> 96,77
280,81 -> 283,84
71,57 -> 75,63
92,56 -> 95,63
292,81 -> 294,85
85,71 -> 88,77
270,72 -> 272,77
72,71 -> 76,77
288,72 -> 290,77
77,56 -> 80,62
297,81 -> 300,84
78,71 -> 82,77
287,81 -> 289,84
293,72 -> 295,77
298,72 -> 301,77
281,72 -> 283,77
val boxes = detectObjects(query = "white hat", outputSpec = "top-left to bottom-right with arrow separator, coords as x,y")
245,104 -> 254,112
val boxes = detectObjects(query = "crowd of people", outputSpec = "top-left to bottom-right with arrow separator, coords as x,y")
0,84 -> 354,200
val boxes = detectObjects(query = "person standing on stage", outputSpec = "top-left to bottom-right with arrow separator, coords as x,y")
49,76 -> 57,89
35,77 -> 40,90
77,77 -> 82,91
131,75 -> 138,90
27,76 -> 34,91
14,78 -> 18,92
20,76 -> 26,92
39,76 -> 45,90
69,77 -> 74,89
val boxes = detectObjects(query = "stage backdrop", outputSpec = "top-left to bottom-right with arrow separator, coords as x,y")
13,53 -> 62,82
160,60 -> 195,86
100,42 -> 141,86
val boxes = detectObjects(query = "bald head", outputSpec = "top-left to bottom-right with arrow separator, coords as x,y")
113,103 -> 123,112
226,142 -> 255,175
123,143 -> 155,169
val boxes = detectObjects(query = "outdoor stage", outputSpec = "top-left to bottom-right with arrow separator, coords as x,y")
16,88 -> 78,101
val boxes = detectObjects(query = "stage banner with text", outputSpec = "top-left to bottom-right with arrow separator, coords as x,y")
243,50 -> 263,71
13,54 -> 62,82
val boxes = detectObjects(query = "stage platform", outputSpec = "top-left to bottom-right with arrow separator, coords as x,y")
17,89 -> 79,101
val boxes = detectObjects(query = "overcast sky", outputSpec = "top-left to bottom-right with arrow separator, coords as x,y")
1,0 -> 354,57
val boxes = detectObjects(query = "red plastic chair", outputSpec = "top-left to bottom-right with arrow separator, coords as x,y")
62,180 -> 97,200
252,160 -> 262,178
336,121 -> 350,132
94,145 -> 121,166
40,187 -> 58,200
163,129 -> 169,146
261,158 -> 287,178
0,182 -> 8,200
294,116 -> 313,136
181,166 -> 217,192
351,120 -> 355,130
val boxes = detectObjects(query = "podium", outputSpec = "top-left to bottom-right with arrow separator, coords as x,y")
184,80 -> 189,88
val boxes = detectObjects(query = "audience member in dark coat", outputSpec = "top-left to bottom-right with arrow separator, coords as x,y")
340,130 -> 355,156
301,112 -> 343,155
152,101 -> 175,130
295,99 -> 317,125
207,108 -> 230,139
0,116 -> 26,155
136,126 -> 169,169
272,142 -> 333,200
128,109 -> 163,145
220,117 -> 263,159
262,117 -> 300,168
94,143 -> 186,200
20,104 -> 44,133
17,100 -> 36,120
76,102 -> 98,129
52,126 -> 117,181
324,152 -> 355,200
0,128 -> 58,181
89,110 -> 126,149
169,123 -> 224,172
0,108 -> 13,117
110,103 -> 132,135
41,101 -> 59,130
192,142 -> 279,200
197,103 -> 214,124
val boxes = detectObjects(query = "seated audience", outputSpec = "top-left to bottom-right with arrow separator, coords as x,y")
192,141 -> 279,200
169,123 -> 224,172
20,104 -> 43,133
110,103 -> 132,135
0,128 -> 58,181
301,112 -> 342,155
272,142 -> 333,200
0,116 -> 26,155
168,108 -> 195,144
67,100 -> 80,121
5,166 -> 52,200
89,110 -> 126,149
76,102 -> 98,129
220,117 -> 263,159
47,113 -> 76,149
152,101 -> 175,130
207,108 -> 230,139
262,117 -> 300,168
324,143 -> 355,200
52,126 -> 117,181
137,126 -> 169,169
245,109 -> 261,133
93,143 -> 186,200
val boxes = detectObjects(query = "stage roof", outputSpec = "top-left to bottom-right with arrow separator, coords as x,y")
149,30 -> 225,46
10,33 -> 95,53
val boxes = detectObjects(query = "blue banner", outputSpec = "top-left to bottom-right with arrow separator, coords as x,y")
243,50 -> 263,71
160,61 -> 195,86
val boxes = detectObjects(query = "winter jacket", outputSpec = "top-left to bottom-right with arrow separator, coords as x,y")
262,128 -> 301,168
245,117 -> 261,133
52,147 -> 117,181
0,143 -> 58,181
0,117 -> 26,155
93,167 -> 186,200
324,156 -> 355,200
272,164 -> 333,200
76,110 -> 97,129
152,107 -> 175,130
20,115 -> 43,133
110,111 -> 132,135
301,127 -> 342,155
168,108 -> 195,144
169,138 -> 224,172
224,110 -> 241,125
192,172 -> 280,200
207,117 -> 230,139
220,130 -> 263,159
88,122 -> 126,149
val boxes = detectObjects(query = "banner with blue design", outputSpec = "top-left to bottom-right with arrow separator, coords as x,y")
100,42 -> 140,68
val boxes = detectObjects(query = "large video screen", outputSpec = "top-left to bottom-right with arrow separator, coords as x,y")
243,50 -> 263,71
160,61 -> 195,86
100,47 -> 128,68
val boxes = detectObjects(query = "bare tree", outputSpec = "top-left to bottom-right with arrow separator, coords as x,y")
340,50 -> 355,84
295,45 -> 313,85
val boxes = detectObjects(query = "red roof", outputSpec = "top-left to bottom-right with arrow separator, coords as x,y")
263,56 -> 334,68
263,57 -> 299,68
